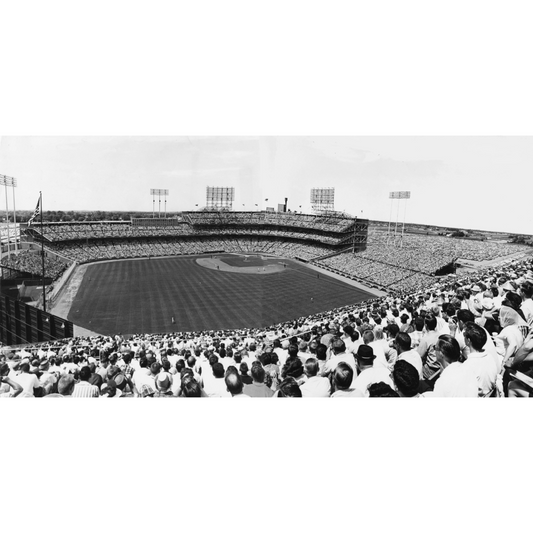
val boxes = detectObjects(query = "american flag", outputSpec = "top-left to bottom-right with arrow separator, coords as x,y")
27,196 -> 41,226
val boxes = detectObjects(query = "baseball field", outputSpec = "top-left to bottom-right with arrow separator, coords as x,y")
67,254 -> 375,335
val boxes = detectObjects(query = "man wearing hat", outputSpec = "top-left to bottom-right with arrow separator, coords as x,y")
100,380 -> 122,398
154,373 -> 174,397
467,285 -> 483,318
475,297 -> 499,335
112,372 -> 134,397
501,280 -> 517,296
139,383 -> 156,397
38,359 -> 58,395
351,345 -> 394,396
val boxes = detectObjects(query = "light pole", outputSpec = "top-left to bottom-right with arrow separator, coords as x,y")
150,189 -> 169,218
0,174 -> 17,258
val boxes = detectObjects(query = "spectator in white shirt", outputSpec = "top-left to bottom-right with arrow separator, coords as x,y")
361,330 -> 388,369
203,362 -> 231,397
432,334 -> 478,397
12,362 -> 41,397
300,358 -> 331,397
342,325 -> 362,355
352,345 -> 394,396
321,338 -> 356,380
408,317 -> 425,349
394,332 -> 423,378
462,323 -> 499,397
330,362 -> 363,397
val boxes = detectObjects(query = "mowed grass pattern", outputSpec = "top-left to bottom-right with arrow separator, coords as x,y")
68,255 -> 374,335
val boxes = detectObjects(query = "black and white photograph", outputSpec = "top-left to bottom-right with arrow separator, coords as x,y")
2,1 -> 531,532
1,135 -> 532,399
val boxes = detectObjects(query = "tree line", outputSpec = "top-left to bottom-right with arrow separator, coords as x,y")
5,211 -> 182,223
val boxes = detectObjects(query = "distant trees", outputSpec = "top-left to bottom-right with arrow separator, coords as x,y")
509,235 -> 533,246
17,210 -> 156,223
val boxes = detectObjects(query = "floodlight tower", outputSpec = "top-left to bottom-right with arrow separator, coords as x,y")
388,191 -> 411,247
0,174 -> 18,256
150,189 -> 169,218
310,187 -> 335,214
206,186 -> 235,210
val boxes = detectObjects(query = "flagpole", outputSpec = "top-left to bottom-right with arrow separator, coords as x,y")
40,191 -> 46,314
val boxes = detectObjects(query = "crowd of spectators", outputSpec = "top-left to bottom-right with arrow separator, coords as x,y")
187,210 -> 355,233
316,231 -> 531,292
28,212 -> 356,246
317,252 -> 435,291
48,238 -> 333,264
3,252 -> 533,398
0,249 -> 67,279
367,229 -> 530,262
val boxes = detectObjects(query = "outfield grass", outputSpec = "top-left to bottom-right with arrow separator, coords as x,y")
67,254 -> 375,335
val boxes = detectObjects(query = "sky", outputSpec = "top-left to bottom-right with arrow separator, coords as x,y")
0,135 -> 531,235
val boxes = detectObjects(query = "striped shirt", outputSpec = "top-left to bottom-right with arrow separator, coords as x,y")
72,381 -> 100,398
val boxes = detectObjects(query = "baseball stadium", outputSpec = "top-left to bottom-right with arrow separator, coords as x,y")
1,183 -> 533,398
